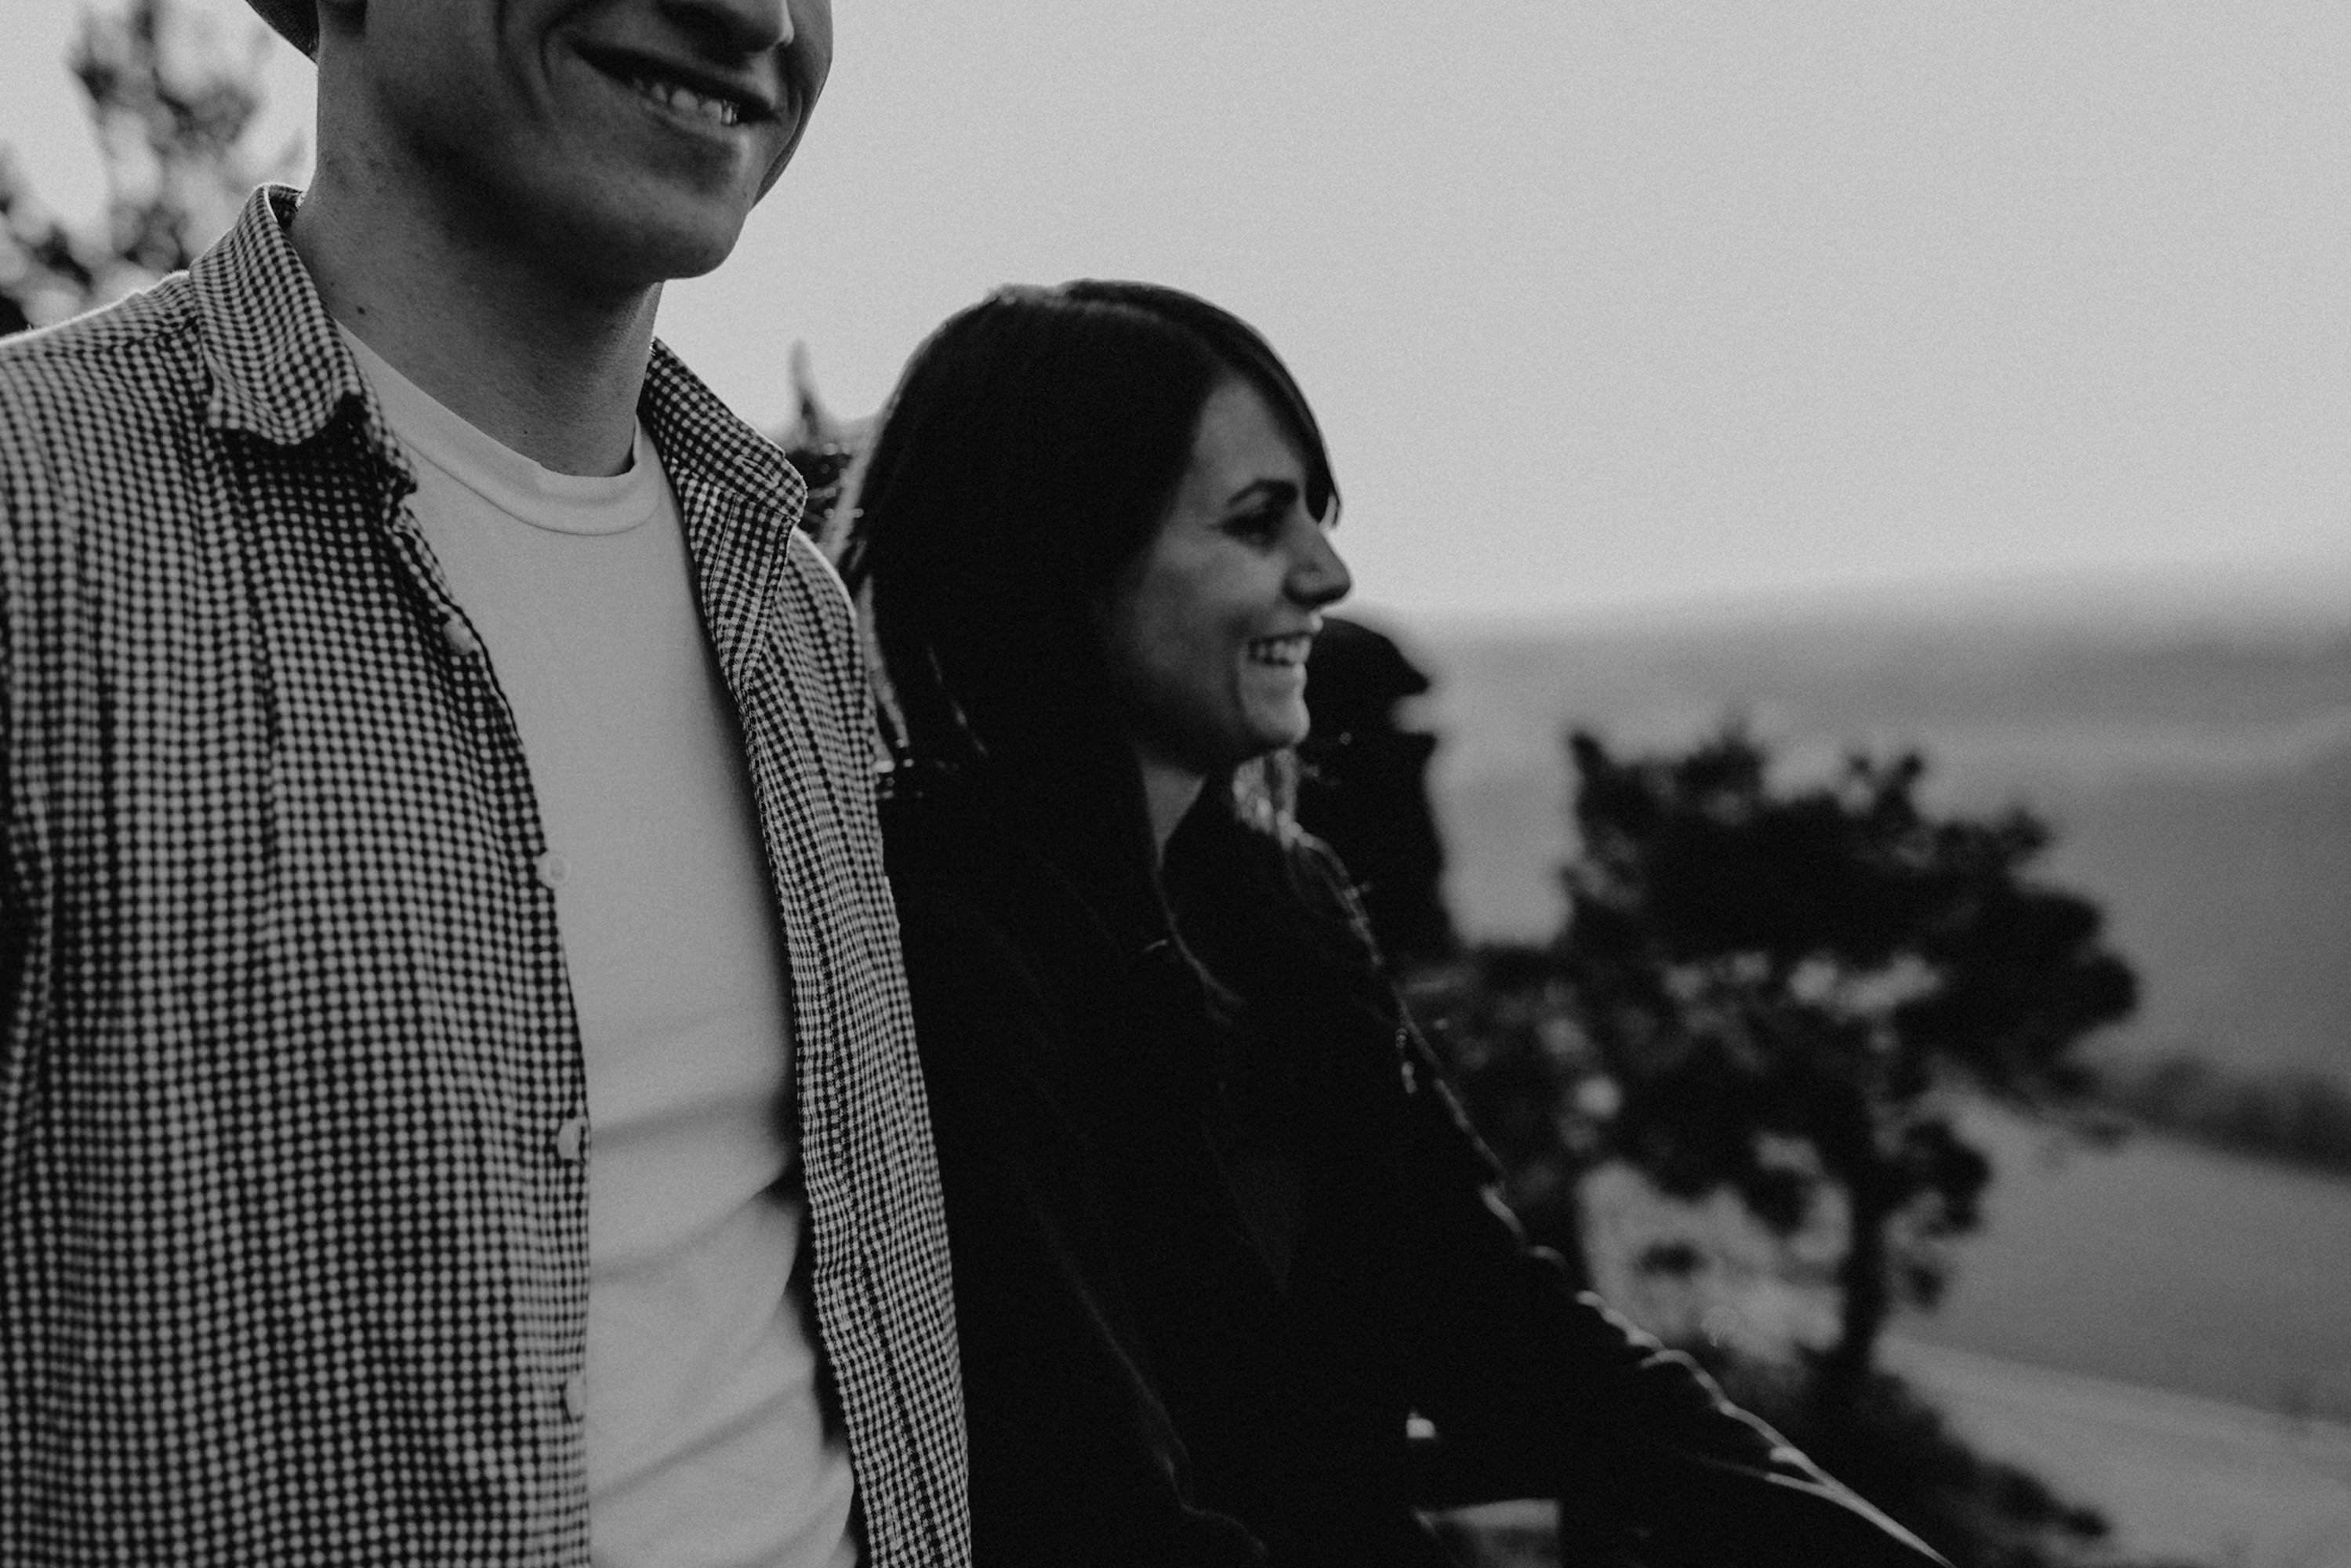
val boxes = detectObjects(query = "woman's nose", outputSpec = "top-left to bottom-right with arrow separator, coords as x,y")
1290,523 -> 1352,608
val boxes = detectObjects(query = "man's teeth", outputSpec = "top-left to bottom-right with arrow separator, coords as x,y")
1247,635 -> 1312,666
631,77 -> 743,127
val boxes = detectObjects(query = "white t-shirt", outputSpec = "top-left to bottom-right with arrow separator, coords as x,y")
343,328 -> 860,1568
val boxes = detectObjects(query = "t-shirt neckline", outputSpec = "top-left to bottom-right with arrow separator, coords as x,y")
337,324 -> 662,539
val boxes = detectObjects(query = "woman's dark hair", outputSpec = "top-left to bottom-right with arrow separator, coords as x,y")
835,280 -> 1337,771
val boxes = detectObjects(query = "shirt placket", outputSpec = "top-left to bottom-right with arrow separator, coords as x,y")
354,428 -> 598,1548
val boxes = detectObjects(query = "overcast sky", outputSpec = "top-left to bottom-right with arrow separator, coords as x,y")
8,1 -> 2349,623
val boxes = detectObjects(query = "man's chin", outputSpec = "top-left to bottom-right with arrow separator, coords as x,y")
540,209 -> 754,292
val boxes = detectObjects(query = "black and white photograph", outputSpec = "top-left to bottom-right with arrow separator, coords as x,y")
4,3 -> 2347,1564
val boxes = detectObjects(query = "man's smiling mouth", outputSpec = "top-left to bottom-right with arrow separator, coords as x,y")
577,45 -> 777,129
629,74 -> 748,127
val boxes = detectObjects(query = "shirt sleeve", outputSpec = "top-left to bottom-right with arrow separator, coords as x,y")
0,387 -> 27,1042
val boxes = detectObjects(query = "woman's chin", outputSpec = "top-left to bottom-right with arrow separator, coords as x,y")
1243,712 -> 1312,759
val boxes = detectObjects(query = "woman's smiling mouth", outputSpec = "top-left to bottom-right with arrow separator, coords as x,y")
1246,633 -> 1313,668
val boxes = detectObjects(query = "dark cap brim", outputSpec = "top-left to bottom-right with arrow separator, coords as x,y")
247,0 -> 317,57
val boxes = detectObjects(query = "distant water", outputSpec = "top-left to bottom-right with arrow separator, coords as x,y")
1886,1338 -> 2351,1568
1580,1101 -> 2351,1422
1907,1104 -> 2351,1425
1550,1100 -> 2351,1566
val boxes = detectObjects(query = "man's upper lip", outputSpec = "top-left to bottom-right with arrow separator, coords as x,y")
576,43 -> 782,120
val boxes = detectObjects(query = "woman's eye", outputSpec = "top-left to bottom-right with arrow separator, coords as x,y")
1225,510 -> 1285,544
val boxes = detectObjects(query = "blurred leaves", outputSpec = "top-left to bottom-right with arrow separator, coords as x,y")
3,0 -> 294,333
1407,946 -> 1612,1273
1549,723 -> 2135,1406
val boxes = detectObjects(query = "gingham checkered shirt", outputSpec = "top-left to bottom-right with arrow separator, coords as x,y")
0,187 -> 969,1567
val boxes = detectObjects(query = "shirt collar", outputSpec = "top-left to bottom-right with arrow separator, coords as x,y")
191,185 -> 371,448
640,340 -> 796,505
185,184 -> 805,604
186,187 -> 795,491
639,341 -> 807,690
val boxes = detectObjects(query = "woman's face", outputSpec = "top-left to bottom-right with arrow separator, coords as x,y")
1097,376 -> 1351,781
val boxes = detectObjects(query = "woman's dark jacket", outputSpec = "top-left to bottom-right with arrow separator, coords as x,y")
882,761 -> 1947,1568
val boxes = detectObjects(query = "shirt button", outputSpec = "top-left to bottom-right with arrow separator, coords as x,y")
534,851 -> 570,889
553,1116 -> 586,1165
441,616 -> 482,657
562,1374 -> 586,1421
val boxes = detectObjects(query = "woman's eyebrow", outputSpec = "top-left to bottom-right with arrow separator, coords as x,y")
1224,477 -> 1301,511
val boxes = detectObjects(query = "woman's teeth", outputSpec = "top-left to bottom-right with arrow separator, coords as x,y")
1247,635 -> 1312,667
631,76 -> 744,127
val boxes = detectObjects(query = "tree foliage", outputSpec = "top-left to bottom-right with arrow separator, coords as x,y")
2,0 -> 289,335
1404,947 -> 1612,1274
1556,725 -> 2137,1406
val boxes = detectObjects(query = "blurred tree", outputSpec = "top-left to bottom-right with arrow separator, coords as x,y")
0,156 -> 97,336
1557,726 -> 2137,1410
1402,946 -> 1608,1274
772,343 -> 872,537
2,0 -> 291,334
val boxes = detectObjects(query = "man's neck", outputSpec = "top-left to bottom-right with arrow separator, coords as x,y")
290,164 -> 661,479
